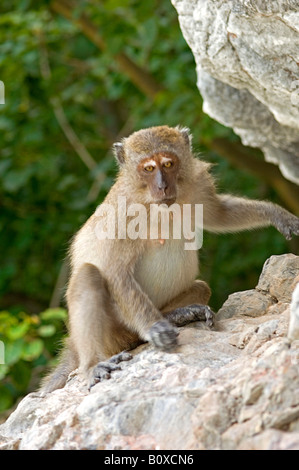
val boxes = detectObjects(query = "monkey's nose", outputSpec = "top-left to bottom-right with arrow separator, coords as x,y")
159,183 -> 168,193
156,171 -> 167,192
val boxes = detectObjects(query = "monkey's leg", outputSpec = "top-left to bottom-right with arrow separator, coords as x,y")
161,280 -> 214,328
161,280 -> 211,311
40,343 -> 78,394
67,263 -> 138,390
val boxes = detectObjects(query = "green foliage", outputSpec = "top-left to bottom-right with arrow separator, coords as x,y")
0,0 -> 207,308
0,308 -> 67,411
0,0 -> 293,415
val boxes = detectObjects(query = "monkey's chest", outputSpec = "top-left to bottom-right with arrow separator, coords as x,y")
134,239 -> 199,309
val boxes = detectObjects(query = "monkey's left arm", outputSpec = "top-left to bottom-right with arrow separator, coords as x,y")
203,193 -> 299,240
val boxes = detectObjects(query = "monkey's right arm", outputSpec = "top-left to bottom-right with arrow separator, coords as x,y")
205,194 -> 299,239
200,173 -> 299,239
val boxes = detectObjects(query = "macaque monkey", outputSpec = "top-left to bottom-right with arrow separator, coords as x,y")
42,125 -> 299,392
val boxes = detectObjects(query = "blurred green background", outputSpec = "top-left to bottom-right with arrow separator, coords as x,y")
0,0 -> 298,417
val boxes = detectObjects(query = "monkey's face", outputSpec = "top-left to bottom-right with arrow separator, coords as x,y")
137,152 -> 179,205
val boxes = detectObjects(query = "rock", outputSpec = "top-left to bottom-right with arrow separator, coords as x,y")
0,254 -> 299,450
171,0 -> 299,184
237,429 -> 299,451
257,253 -> 299,302
218,253 -> 299,320
288,282 -> 299,340
217,289 -> 274,320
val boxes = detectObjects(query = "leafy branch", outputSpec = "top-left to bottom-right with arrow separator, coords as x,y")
50,0 -> 164,99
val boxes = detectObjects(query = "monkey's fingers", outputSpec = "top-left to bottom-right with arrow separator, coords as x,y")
93,361 -> 121,381
166,304 -> 215,328
147,320 -> 179,350
188,304 -> 215,328
286,219 -> 299,239
109,351 -> 133,364
89,352 -> 134,389
273,214 -> 299,240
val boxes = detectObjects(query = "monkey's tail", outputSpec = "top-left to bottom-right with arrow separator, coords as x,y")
40,347 -> 78,394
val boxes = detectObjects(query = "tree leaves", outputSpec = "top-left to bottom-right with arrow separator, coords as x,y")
0,308 -> 67,411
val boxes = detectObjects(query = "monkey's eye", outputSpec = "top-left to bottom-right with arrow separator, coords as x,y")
163,161 -> 173,168
144,165 -> 154,172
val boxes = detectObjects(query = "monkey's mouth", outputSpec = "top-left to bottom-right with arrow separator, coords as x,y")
158,197 -> 176,206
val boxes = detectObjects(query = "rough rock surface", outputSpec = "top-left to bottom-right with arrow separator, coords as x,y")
289,282 -> 299,340
0,253 -> 298,450
171,0 -> 299,184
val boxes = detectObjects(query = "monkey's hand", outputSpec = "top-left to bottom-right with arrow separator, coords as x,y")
166,304 -> 215,329
271,210 -> 299,240
89,351 -> 132,390
146,320 -> 179,350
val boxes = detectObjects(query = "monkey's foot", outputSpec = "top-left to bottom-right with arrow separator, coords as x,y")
166,304 -> 215,329
146,320 -> 179,351
89,351 -> 132,389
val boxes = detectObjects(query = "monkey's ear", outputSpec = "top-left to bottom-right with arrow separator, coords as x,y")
113,142 -> 126,165
175,126 -> 192,148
